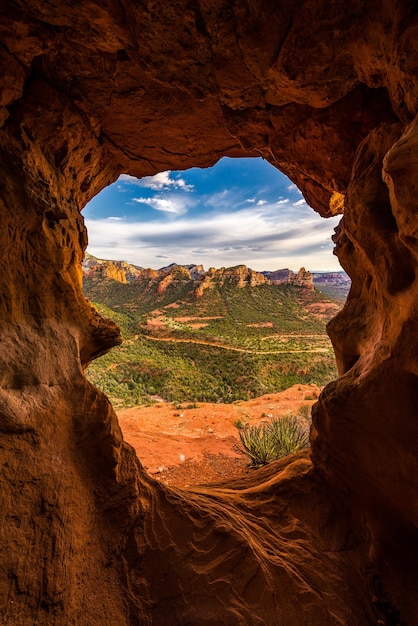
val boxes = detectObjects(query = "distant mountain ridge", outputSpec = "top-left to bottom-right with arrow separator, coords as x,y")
82,253 -> 350,301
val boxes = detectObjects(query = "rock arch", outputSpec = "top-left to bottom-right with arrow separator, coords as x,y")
0,1 -> 417,623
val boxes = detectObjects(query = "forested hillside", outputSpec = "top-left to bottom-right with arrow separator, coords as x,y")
83,267 -> 341,408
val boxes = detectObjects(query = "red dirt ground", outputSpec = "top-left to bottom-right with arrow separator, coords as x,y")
117,384 -> 319,487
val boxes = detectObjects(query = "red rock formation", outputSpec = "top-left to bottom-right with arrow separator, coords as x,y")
156,265 -> 191,295
83,255 -> 270,297
263,267 -> 295,283
264,267 -> 316,290
82,252 -> 148,283
194,264 -> 268,297
288,267 -> 314,289
0,1 -> 417,624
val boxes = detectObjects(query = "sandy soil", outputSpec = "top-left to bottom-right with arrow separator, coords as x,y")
117,384 -> 319,487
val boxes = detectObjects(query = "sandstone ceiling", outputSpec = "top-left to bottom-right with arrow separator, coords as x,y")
0,1 -> 417,624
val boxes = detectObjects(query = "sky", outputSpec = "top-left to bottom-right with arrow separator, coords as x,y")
83,157 -> 342,272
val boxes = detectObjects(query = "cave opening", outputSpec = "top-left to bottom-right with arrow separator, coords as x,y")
1,2 -> 418,622
81,156 -> 347,486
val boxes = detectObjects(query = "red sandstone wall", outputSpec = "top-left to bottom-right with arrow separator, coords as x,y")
0,1 -> 417,623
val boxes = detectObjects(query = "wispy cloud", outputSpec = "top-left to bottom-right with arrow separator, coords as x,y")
132,196 -> 189,215
85,158 -> 342,272
85,198 -> 341,271
119,171 -> 194,192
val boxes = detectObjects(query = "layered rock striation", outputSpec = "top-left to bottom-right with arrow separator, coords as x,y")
0,1 -> 417,624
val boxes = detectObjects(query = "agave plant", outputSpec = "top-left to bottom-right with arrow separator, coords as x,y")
236,415 -> 309,468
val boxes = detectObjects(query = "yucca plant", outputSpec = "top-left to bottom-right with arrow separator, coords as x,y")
236,415 -> 309,468
237,423 -> 280,467
269,415 -> 310,457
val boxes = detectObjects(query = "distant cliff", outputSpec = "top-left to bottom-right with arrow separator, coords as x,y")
262,267 -> 314,289
82,254 -> 354,301
83,254 -> 320,296
194,265 -> 268,298
311,271 -> 350,285
82,253 -> 149,283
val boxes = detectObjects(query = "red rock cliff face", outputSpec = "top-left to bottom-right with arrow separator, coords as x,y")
0,1 -> 417,624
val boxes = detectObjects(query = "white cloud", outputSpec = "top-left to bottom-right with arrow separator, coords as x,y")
202,189 -> 230,210
85,199 -> 342,272
132,196 -> 188,215
118,174 -> 141,184
119,171 -> 194,192
86,158 -> 343,272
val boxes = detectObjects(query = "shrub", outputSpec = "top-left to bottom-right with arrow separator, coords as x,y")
298,404 -> 311,422
236,415 -> 309,468
269,415 -> 310,457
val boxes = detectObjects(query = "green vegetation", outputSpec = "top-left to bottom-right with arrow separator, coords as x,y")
314,282 -> 349,304
236,414 -> 310,467
83,278 -> 339,409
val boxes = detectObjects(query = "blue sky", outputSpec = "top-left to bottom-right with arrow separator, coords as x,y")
83,157 -> 342,272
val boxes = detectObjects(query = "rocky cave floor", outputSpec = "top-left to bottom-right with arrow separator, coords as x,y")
117,384 -> 318,488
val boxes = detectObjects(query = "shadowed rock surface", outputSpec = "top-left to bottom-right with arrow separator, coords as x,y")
0,1 -> 417,624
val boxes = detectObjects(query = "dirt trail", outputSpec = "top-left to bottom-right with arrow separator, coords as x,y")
143,335 -> 331,354
260,333 -> 327,340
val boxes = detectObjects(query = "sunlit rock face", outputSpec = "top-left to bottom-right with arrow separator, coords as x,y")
0,1 -> 417,623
